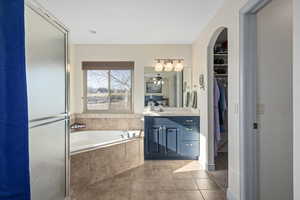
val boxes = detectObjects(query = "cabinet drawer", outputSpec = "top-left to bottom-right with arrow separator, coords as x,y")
180,117 -> 199,126
180,141 -> 199,157
152,117 -> 175,126
181,126 -> 200,140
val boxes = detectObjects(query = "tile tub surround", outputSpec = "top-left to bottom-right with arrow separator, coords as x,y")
70,114 -> 76,125
72,113 -> 144,131
70,137 -> 144,196
71,160 -> 225,200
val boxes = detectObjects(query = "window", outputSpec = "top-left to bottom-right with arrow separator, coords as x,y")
83,62 -> 134,113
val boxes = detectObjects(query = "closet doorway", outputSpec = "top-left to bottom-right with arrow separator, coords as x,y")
207,28 -> 228,190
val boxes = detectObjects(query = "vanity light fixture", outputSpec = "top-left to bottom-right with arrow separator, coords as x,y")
154,58 -> 184,72
174,60 -> 184,72
154,60 -> 164,72
164,60 -> 174,72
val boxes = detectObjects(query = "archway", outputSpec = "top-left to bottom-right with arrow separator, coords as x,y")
206,27 -> 229,190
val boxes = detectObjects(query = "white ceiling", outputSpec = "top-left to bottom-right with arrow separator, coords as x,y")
35,0 -> 224,44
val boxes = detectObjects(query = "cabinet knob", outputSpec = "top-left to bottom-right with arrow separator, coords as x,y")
186,143 -> 193,147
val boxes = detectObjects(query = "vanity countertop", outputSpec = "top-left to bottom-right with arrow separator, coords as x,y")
143,108 -> 200,117
74,113 -> 143,119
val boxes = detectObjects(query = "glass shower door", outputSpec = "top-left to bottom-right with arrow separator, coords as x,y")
29,119 -> 67,200
25,4 -> 69,200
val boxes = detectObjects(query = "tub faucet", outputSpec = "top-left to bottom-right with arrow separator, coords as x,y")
123,130 -> 130,138
70,123 -> 86,130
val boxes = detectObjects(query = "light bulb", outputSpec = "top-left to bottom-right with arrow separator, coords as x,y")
155,61 -> 164,72
164,62 -> 173,71
174,61 -> 184,72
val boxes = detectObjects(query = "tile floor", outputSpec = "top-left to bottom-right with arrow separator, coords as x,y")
72,160 -> 226,200
208,153 -> 228,190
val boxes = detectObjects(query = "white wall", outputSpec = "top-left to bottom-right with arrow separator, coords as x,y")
256,0 -> 293,199
192,0 -> 294,199
192,0 -> 247,198
70,44 -> 192,114
294,0 -> 300,199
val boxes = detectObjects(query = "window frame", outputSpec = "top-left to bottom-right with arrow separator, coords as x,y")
83,65 -> 134,114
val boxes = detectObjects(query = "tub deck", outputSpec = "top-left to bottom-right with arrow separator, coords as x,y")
70,134 -> 144,196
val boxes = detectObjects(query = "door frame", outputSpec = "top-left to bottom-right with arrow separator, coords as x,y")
207,27 -> 228,171
239,0 -> 271,199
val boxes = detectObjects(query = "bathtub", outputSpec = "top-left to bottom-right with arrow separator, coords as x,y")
70,130 -> 144,195
70,130 -> 142,154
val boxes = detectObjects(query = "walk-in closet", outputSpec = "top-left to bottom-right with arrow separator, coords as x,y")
209,28 -> 228,190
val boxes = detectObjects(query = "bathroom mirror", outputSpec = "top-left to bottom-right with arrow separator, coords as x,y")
144,67 -> 192,108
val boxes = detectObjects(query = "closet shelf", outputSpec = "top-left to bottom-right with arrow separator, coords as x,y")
214,54 -> 228,56
214,64 -> 228,67
215,74 -> 228,77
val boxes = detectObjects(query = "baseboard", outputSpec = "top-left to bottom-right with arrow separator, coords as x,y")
227,188 -> 238,200
65,196 -> 71,200
207,163 -> 216,171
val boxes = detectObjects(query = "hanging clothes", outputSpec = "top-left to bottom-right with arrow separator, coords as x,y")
218,80 -> 227,132
214,79 -> 221,156
0,1 -> 31,200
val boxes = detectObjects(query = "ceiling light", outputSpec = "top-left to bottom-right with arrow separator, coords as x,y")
152,74 -> 164,85
164,61 -> 173,72
89,30 -> 97,34
174,60 -> 184,72
154,60 -> 164,72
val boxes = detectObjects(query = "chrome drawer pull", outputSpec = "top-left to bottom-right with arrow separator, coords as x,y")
186,120 -> 193,123
186,128 -> 193,131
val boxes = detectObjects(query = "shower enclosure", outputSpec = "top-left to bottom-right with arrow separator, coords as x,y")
25,2 -> 69,200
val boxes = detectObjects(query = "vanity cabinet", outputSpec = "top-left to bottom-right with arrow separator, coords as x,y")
144,116 -> 200,160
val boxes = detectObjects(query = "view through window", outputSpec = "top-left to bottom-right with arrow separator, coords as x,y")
86,69 -> 132,112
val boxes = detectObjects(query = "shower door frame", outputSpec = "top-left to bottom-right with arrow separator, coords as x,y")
25,0 -> 71,199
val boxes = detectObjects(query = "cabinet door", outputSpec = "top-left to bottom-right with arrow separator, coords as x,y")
148,126 -> 164,156
181,126 -> 200,140
165,128 -> 179,157
180,141 -> 200,159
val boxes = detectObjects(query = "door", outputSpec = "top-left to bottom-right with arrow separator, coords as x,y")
255,0 -> 293,199
25,4 -> 68,200
165,128 -> 179,157
147,126 -> 165,156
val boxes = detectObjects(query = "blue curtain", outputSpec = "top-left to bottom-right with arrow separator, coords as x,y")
0,0 -> 31,200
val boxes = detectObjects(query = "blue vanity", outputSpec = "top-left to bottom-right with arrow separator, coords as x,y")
144,115 -> 200,160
